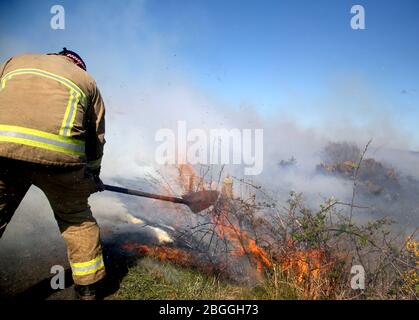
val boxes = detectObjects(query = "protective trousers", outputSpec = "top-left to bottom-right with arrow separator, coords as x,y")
0,158 -> 105,285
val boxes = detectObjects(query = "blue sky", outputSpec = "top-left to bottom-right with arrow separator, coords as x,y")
0,0 -> 418,142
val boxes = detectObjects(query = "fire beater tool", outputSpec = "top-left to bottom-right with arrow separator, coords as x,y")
104,184 -> 220,213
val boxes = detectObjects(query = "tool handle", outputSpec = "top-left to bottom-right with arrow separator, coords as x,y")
103,184 -> 186,204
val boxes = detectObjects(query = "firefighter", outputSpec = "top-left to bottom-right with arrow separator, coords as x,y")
0,48 -> 106,300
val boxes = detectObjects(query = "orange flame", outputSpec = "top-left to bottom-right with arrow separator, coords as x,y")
178,164 -> 201,192
121,242 -> 222,275
280,248 -> 327,283
211,205 -> 272,273
177,164 -> 272,273
158,164 -> 332,283
121,242 -> 192,266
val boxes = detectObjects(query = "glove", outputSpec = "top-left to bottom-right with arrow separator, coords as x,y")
86,167 -> 105,192
93,174 -> 105,192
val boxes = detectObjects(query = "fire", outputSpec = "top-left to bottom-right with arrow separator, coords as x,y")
178,164 -> 272,273
245,238 -> 272,272
121,242 -> 193,267
121,242 -> 222,275
279,247 -> 328,284
211,206 -> 272,273
178,164 -> 200,192
162,164 -> 332,284
211,199 -> 331,281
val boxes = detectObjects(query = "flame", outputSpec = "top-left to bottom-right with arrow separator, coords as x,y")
279,247 -> 327,284
245,238 -> 272,272
178,164 -> 200,192
120,242 -> 222,275
278,243 -> 336,299
178,164 -> 272,273
211,205 -> 272,273
155,164 -> 333,285
121,242 -> 192,267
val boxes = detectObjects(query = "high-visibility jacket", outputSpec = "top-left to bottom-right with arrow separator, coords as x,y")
0,54 -> 105,169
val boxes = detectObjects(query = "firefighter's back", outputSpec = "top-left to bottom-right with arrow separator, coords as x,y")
0,54 -> 96,167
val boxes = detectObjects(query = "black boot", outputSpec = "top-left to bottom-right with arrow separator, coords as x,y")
74,284 -> 97,300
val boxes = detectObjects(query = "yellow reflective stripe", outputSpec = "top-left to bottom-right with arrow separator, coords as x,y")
72,262 -> 104,276
60,93 -> 74,136
67,94 -> 80,135
1,68 -> 86,137
59,90 -> 80,137
0,125 -> 85,156
0,136 -> 83,156
1,68 -> 86,97
72,255 -> 103,268
0,125 -> 84,145
1,68 -> 87,137
71,255 -> 105,276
